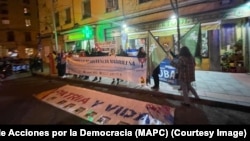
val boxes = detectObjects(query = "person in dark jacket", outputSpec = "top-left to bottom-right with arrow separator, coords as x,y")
151,65 -> 160,90
137,47 -> 146,68
170,46 -> 200,106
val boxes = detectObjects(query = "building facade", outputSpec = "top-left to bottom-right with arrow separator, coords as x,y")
38,0 -> 250,72
0,0 -> 40,58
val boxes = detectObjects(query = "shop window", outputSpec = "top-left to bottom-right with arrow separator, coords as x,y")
104,28 -> 116,41
8,50 -> 18,58
139,0 -> 152,4
106,0 -> 118,13
201,31 -> 209,58
221,23 -> 236,50
65,8 -> 71,24
25,48 -> 34,57
128,38 -> 146,50
7,31 -> 15,42
82,0 -> 91,19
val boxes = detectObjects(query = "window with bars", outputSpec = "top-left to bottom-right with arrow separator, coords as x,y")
65,8 -> 71,24
82,0 -> 91,19
106,0 -> 118,13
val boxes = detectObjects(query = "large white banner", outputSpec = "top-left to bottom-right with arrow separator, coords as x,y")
35,85 -> 175,125
66,56 -> 147,85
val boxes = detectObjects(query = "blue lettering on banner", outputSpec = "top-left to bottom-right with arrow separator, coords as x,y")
91,100 -> 104,107
159,59 -> 178,85
105,104 -> 137,118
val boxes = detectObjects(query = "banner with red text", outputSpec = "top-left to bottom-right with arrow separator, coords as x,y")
35,85 -> 175,125
66,56 -> 147,85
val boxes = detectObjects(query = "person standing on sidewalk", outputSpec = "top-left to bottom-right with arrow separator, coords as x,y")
151,65 -> 160,90
47,51 -> 57,75
170,46 -> 199,106
109,48 -> 120,85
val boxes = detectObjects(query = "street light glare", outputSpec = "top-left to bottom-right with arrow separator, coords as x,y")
171,15 -> 176,19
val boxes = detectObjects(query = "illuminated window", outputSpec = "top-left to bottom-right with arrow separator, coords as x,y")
24,7 -> 30,15
1,17 -> 9,24
106,0 -> 118,13
25,19 -> 31,27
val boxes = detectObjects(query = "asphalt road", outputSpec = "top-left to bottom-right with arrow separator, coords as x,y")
0,75 -> 250,125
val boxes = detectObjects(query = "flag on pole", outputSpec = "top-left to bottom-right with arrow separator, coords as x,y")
148,31 -> 172,76
180,22 -> 202,58
179,23 -> 202,66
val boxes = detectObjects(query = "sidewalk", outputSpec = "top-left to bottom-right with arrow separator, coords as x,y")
31,64 -> 250,108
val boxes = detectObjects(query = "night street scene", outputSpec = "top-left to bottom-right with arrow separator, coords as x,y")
1,0 -> 250,127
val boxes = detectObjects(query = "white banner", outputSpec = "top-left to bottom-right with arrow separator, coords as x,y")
66,56 -> 147,85
35,85 -> 175,125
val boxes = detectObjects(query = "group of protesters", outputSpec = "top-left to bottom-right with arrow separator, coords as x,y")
46,43 -> 199,106
48,46 -> 128,84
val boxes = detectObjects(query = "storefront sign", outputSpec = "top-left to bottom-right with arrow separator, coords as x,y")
159,59 -> 178,85
128,4 -> 250,33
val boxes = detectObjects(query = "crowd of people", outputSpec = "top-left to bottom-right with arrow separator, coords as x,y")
46,44 -> 199,107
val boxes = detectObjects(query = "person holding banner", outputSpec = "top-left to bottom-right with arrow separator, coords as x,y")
137,47 -> 147,68
170,46 -> 200,106
151,65 -> 160,90
109,48 -> 120,85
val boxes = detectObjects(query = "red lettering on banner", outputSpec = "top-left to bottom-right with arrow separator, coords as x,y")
55,89 -> 68,96
56,91 -> 90,104
78,97 -> 90,104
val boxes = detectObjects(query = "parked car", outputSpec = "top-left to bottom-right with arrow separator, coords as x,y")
0,60 -> 13,79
